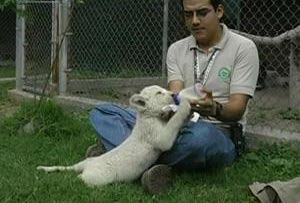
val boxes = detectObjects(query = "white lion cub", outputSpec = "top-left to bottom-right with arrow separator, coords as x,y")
37,85 -> 191,187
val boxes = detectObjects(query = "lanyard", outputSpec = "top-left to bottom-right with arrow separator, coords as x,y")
193,48 -> 218,86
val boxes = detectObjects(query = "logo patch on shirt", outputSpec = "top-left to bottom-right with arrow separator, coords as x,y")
218,66 -> 231,82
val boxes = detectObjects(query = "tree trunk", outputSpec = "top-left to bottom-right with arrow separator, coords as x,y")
289,35 -> 300,108
233,26 -> 300,109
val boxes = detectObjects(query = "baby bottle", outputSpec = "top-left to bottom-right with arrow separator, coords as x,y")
173,83 -> 206,105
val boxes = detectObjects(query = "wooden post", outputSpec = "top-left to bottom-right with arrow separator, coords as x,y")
50,1 -> 59,94
58,0 -> 70,95
161,0 -> 169,78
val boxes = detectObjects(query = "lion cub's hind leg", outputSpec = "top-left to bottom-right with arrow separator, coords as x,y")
78,167 -> 117,187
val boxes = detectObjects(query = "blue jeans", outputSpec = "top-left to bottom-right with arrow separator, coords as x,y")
90,103 -> 236,171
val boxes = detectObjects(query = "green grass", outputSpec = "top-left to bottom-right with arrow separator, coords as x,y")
0,81 -> 15,106
1,84 -> 300,203
68,64 -> 162,79
280,108 -> 300,121
1,106 -> 300,203
0,82 -> 15,102
0,63 -> 15,78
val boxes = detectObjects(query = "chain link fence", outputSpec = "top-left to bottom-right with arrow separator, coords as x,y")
22,1 -> 53,92
66,0 -> 166,102
16,0 -> 300,133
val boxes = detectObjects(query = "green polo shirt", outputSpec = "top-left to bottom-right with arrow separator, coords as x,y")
167,24 -> 259,126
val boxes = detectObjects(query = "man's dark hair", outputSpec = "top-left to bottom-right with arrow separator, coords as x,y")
181,0 -> 223,11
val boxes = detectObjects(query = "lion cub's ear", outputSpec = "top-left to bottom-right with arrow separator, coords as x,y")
129,94 -> 147,112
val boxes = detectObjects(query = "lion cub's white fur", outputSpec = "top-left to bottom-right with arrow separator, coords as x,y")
37,85 -> 191,187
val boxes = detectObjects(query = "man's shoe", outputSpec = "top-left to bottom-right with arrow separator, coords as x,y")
141,164 -> 173,194
85,141 -> 106,158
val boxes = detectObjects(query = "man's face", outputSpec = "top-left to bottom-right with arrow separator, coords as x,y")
182,0 -> 224,46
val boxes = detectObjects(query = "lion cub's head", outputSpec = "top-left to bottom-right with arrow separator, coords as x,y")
129,85 -> 174,117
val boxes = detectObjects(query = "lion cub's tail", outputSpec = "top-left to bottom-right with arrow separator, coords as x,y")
37,160 -> 86,173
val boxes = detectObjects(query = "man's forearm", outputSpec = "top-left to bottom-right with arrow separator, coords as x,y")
215,94 -> 250,122
215,101 -> 245,122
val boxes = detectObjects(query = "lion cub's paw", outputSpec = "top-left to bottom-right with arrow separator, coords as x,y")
178,99 -> 191,115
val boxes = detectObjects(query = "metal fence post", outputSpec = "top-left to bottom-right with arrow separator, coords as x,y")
161,0 -> 169,78
58,0 -> 69,95
15,1 -> 25,91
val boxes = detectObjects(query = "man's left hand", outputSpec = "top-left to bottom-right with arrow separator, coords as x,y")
190,88 -> 218,117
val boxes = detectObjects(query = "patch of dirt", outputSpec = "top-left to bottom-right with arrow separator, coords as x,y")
247,86 -> 300,133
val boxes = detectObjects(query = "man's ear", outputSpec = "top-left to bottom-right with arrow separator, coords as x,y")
129,94 -> 147,112
216,4 -> 224,20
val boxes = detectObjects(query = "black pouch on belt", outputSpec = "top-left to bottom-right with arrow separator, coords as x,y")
230,123 -> 245,158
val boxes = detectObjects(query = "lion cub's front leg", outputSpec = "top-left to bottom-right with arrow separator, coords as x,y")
156,99 -> 191,151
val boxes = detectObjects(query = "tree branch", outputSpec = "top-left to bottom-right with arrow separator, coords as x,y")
232,25 -> 300,46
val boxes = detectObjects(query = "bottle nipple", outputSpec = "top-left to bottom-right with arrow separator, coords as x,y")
172,93 -> 180,105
